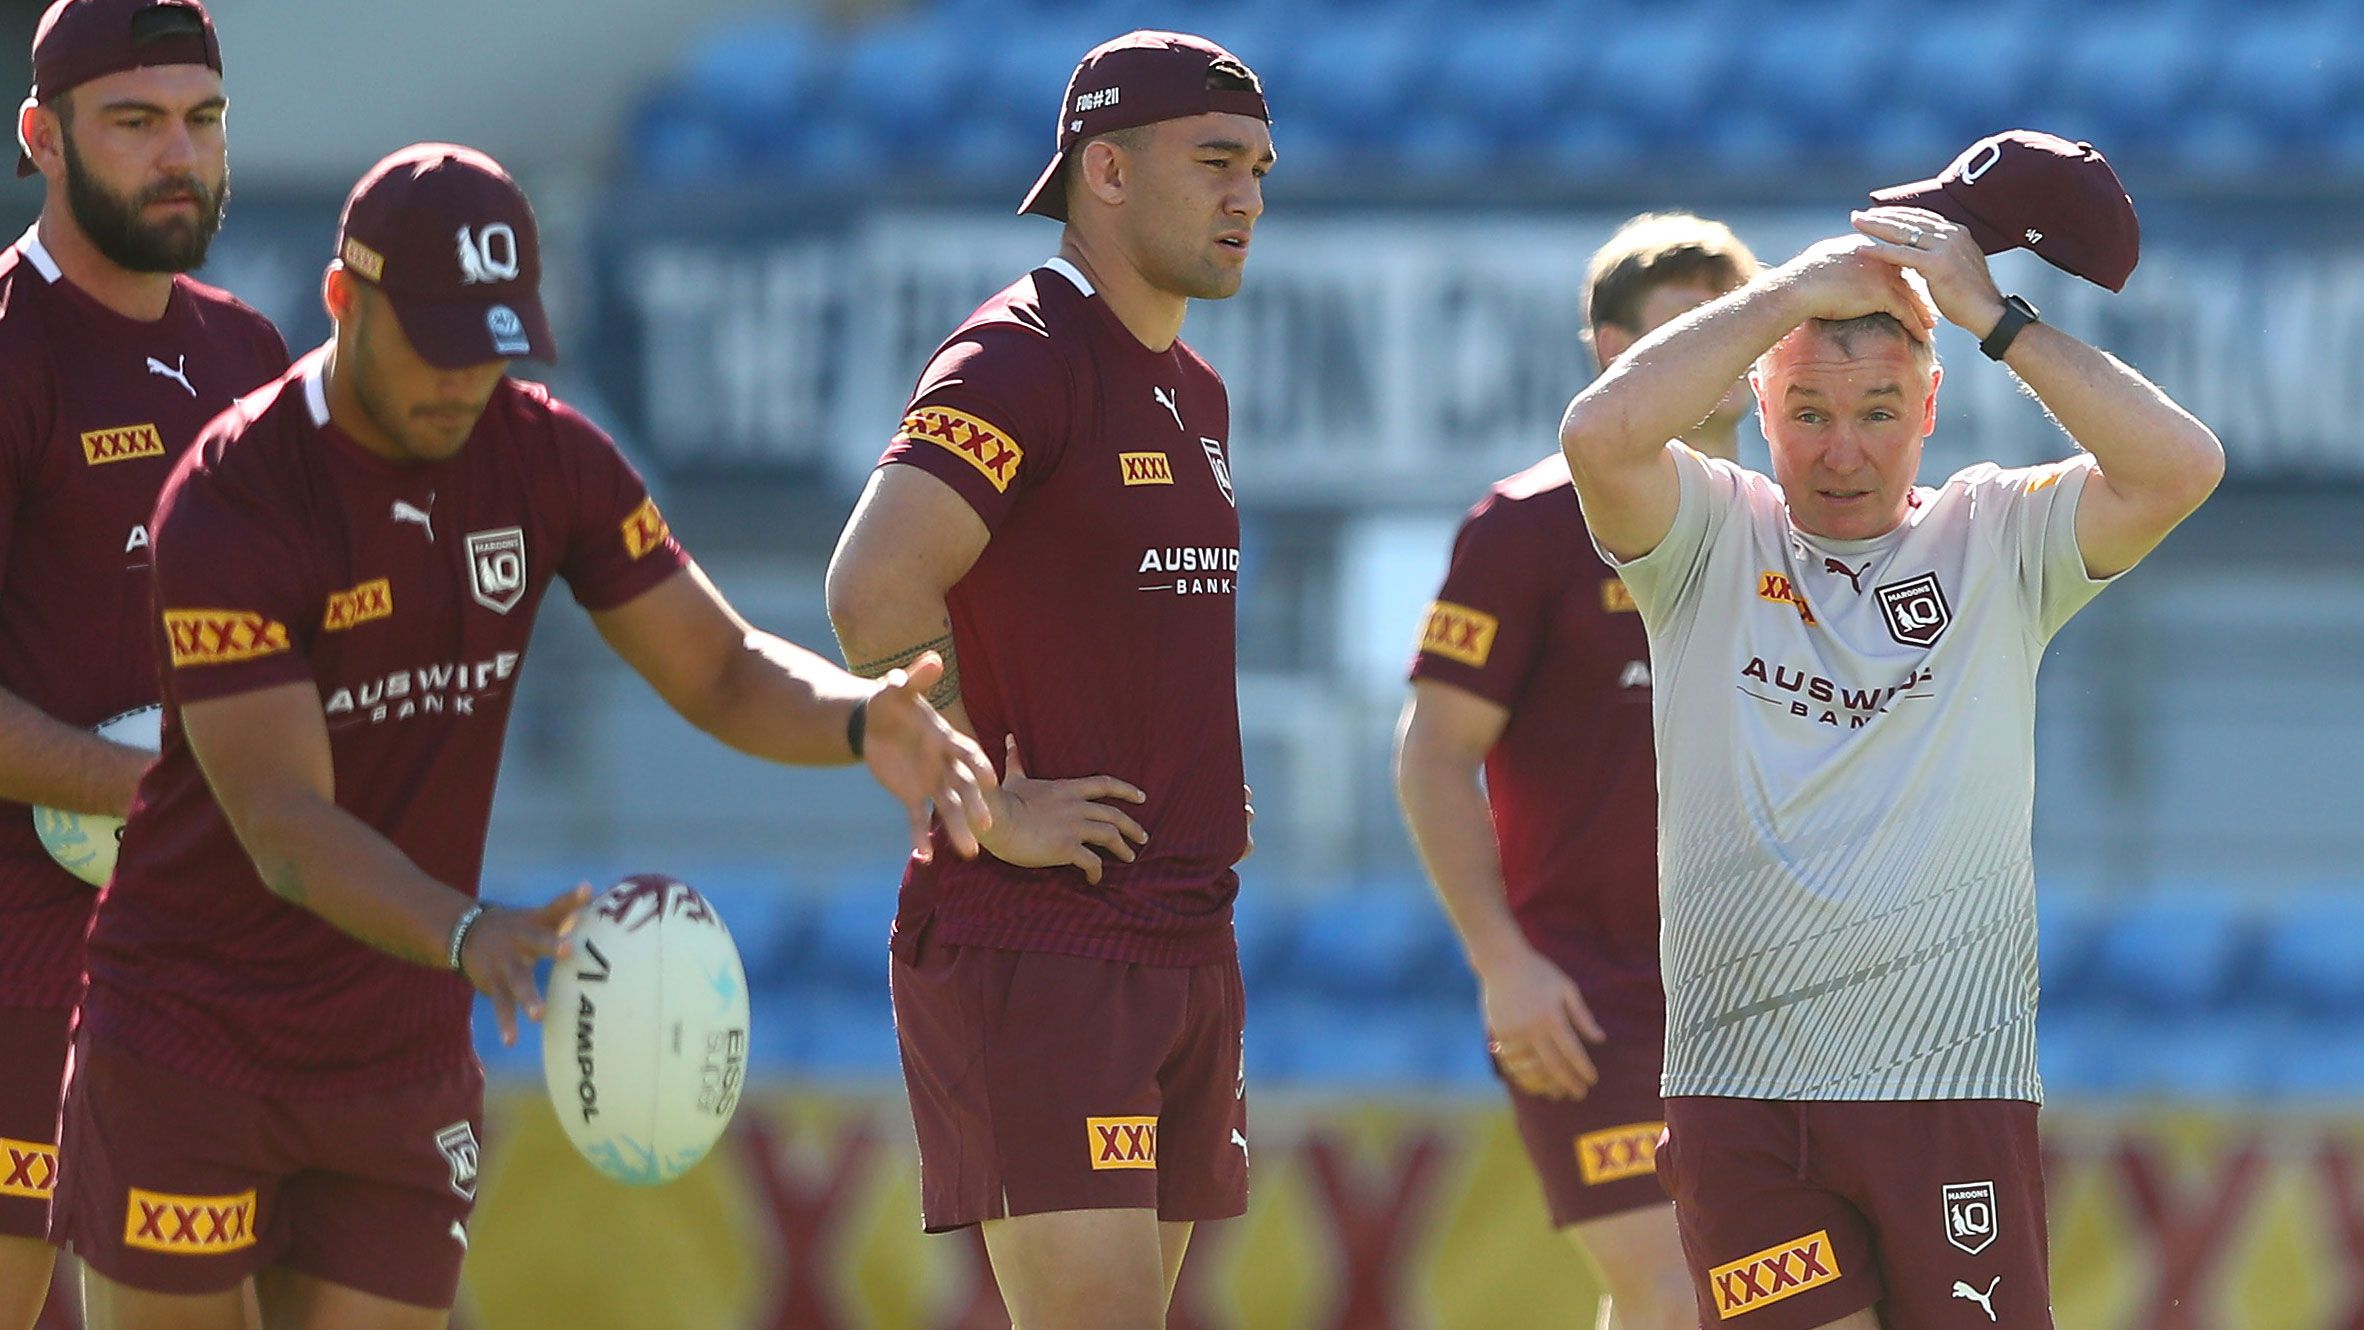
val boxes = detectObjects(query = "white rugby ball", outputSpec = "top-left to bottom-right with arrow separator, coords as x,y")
542,874 -> 751,1186
33,704 -> 162,888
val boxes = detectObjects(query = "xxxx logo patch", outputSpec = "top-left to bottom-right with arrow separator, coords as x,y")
81,424 -> 165,466
0,1138 -> 56,1199
321,578 -> 393,632
1711,1229 -> 1840,1318
899,406 -> 1022,493
123,1186 -> 257,1255
1574,1122 -> 1661,1185
1420,600 -> 1499,668
164,610 -> 290,667
1086,1116 -> 1158,1170
1119,452 -> 1174,486
1757,572 -> 1817,626
620,497 -> 671,560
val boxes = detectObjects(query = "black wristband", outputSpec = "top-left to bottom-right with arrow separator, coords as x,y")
1980,294 -> 2041,361
846,694 -> 869,760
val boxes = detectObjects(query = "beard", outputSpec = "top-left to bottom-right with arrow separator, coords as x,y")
61,133 -> 227,274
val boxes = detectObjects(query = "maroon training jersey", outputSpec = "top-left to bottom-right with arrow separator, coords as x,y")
81,351 -> 688,1097
878,259 -> 1245,967
1409,454 -> 1664,1037
0,227 -> 287,1010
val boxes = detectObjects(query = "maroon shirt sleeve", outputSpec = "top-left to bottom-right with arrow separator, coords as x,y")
1409,492 -> 1556,709
151,460 -> 317,704
544,397 -> 690,611
0,353 -> 46,594
878,324 -> 1069,531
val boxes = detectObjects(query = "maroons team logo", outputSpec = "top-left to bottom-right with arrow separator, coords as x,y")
436,1122 -> 481,1201
1709,1229 -> 1840,1319
1086,1117 -> 1158,1170
123,1186 -> 257,1255
1876,572 -> 1952,647
0,1138 -> 55,1199
1943,1180 -> 1998,1256
1574,1123 -> 1661,1185
466,528 -> 527,614
1199,436 -> 1235,506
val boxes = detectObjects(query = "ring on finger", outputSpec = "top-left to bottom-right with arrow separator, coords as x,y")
1901,224 -> 1926,247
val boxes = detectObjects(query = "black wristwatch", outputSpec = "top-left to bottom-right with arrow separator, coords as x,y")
1980,294 -> 2040,361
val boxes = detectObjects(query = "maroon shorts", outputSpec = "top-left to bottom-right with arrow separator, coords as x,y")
49,1033 -> 483,1308
1498,1031 -> 1668,1228
1658,1097 -> 2049,1330
891,931 -> 1248,1233
0,1005 -> 71,1242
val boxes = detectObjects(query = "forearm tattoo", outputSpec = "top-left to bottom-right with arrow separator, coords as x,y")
851,633 -> 963,711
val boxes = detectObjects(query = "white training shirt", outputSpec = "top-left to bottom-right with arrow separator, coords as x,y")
1603,446 -> 2114,1102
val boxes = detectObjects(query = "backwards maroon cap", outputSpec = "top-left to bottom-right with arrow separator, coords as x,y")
1872,130 -> 2141,292
1018,29 -> 1269,222
335,142 -> 556,369
16,0 -> 220,177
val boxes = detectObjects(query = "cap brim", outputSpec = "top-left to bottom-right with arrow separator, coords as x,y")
1018,150 -> 1068,222
1870,179 -> 2016,255
384,290 -> 556,370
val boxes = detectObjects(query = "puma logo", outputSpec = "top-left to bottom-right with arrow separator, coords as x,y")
1153,386 -> 1182,430
1824,557 -> 1867,594
1230,1128 -> 1249,1165
391,497 -> 436,541
146,354 -> 196,398
1951,1277 -> 1999,1321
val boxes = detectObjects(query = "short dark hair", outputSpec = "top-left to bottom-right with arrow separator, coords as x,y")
1585,212 -> 1759,336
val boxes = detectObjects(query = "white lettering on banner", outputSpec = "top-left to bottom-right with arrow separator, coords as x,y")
605,212 -> 2364,489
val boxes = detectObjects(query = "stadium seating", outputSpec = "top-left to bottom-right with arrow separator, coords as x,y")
624,0 -> 2364,192
469,859 -> 2364,1099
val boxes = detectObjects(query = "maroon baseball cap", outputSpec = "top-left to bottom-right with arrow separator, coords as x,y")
1018,29 -> 1269,222
16,0 -> 221,177
334,143 -> 556,369
1872,130 -> 2141,292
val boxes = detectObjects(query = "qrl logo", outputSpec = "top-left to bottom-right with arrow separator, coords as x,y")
466,527 -> 528,614
456,223 -> 520,285
1943,1180 -> 1998,1256
1875,572 -> 1952,647
436,1122 -> 481,1201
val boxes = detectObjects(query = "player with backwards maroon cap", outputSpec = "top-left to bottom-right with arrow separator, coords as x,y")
48,143 -> 994,1329
826,29 -> 1271,1330
0,1 -> 284,1322
1397,212 -> 1758,1330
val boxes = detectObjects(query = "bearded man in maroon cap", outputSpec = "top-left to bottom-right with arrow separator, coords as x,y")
47,142 -> 996,1330
826,28 -> 1272,1330
0,1 -> 287,1320
1557,139 -> 2221,1330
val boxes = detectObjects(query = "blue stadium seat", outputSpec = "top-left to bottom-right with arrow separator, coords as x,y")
2035,890 -> 2109,1012
2256,891 -> 2364,1014
1230,887 -> 1302,996
2103,1013 -> 2268,1097
2261,1016 -> 2364,1100
802,881 -> 895,992
2036,1006 -> 2134,1096
2088,890 -> 2256,1015
792,990 -> 903,1079
1289,882 -> 1454,999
